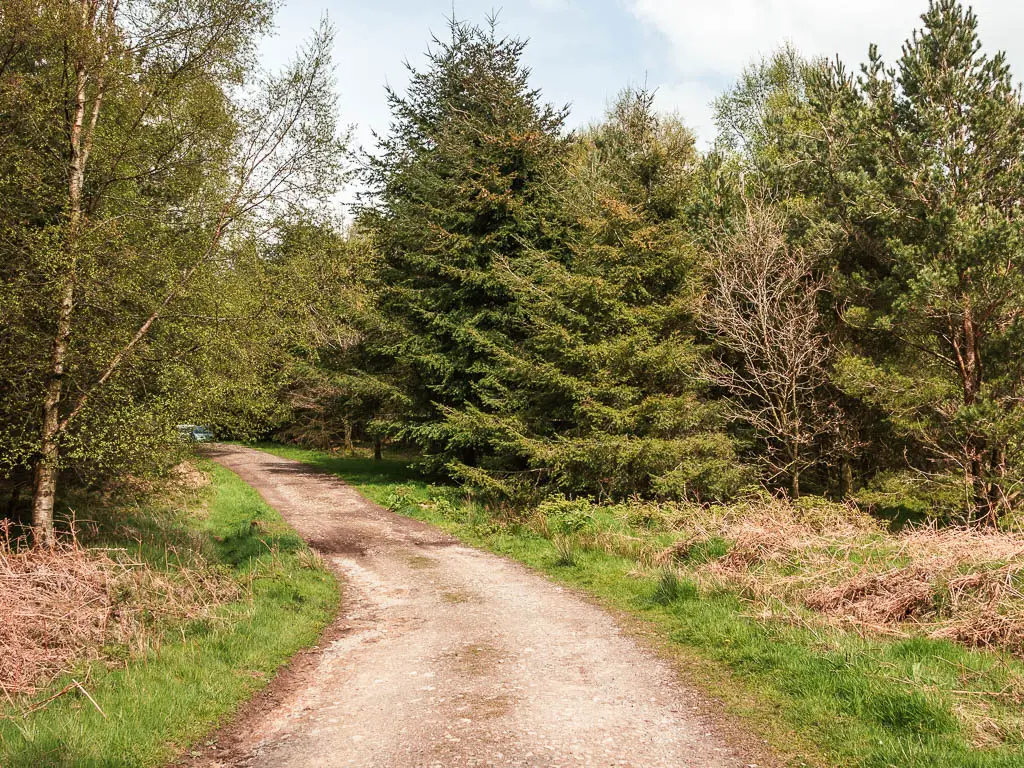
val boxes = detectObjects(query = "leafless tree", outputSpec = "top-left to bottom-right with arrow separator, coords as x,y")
700,201 -> 833,498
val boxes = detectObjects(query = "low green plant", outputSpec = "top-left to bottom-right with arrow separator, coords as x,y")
384,487 -> 417,514
651,567 -> 699,604
539,494 -> 596,536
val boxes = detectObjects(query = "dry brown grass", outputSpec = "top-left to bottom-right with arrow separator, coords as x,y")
805,565 -> 938,623
0,473 -> 238,698
797,529 -> 1024,651
169,460 -> 211,491
611,495 -> 1024,657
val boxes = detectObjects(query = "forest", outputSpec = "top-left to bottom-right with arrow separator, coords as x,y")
7,0 -> 1022,540
7,1 -> 1024,765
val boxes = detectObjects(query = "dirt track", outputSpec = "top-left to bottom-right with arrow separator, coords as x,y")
196,444 -> 759,768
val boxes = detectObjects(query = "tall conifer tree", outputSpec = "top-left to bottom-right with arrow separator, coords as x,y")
361,17 -> 569,470
444,90 -> 745,502
828,0 -> 1024,525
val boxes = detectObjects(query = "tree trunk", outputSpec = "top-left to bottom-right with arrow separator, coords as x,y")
970,456 -> 996,528
956,299 -> 994,527
343,420 -> 354,454
990,446 -> 1011,524
32,15 -> 94,547
840,458 -> 853,498
32,271 -> 76,547
786,442 -> 801,499
32,393 -> 65,547
373,438 -> 383,462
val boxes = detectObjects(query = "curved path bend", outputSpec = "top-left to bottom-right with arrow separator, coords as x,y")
197,444 -> 759,768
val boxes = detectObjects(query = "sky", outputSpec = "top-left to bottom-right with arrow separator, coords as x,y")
258,0 -> 1024,208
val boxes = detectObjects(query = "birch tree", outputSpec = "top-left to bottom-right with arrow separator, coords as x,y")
0,0 -> 346,544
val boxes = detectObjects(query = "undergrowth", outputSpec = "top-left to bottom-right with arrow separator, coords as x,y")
0,459 -> 338,767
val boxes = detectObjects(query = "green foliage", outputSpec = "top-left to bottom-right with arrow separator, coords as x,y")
360,16 -> 569,470
714,43 -> 820,186
811,1 -> 1024,524
10,0 -> 1024,541
246,3 -> 1024,528
855,471 -> 969,528
266,223 -> 396,451
354,25 -> 751,505
383,486 -> 418,516
537,494 -> 595,536
551,535 -> 581,567
388,85 -> 749,505
0,1 -> 346,530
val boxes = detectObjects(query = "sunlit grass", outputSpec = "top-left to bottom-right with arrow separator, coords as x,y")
0,460 -> 338,767
263,444 -> 1024,768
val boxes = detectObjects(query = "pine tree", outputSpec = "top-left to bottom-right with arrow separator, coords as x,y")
360,17 -> 569,472
830,0 -> 1024,525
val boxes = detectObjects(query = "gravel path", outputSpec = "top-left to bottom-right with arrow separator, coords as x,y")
196,444 -> 758,768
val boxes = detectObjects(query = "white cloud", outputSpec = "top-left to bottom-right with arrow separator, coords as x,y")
629,0 -> 916,76
627,0 -> 1024,145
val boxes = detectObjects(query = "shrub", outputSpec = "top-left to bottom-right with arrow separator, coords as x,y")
537,494 -> 596,536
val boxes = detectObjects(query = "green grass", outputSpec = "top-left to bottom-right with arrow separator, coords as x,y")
260,444 -> 1024,768
0,460 -> 339,767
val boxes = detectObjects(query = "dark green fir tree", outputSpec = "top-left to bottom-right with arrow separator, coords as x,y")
359,16 -> 570,473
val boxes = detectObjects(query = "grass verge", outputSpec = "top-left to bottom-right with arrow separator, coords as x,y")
260,444 -> 1024,768
0,459 -> 338,767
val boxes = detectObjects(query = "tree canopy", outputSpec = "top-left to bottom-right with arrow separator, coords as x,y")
6,0 -> 1024,539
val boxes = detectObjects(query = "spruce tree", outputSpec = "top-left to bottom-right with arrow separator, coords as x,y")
445,90 -> 746,503
360,17 -> 569,471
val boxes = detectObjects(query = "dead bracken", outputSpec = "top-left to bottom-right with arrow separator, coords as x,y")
0,519 -> 239,697
634,497 -> 1024,655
